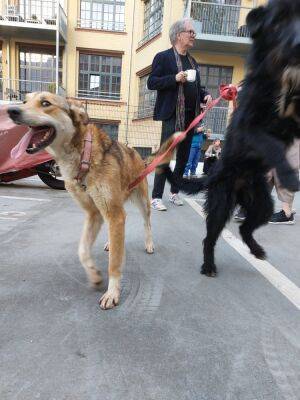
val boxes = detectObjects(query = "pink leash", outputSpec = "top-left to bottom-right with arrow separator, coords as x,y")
128,84 -> 238,191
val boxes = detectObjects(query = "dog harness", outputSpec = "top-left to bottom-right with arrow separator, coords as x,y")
76,126 -> 93,189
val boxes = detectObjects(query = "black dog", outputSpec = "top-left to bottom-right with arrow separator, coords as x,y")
166,0 -> 300,277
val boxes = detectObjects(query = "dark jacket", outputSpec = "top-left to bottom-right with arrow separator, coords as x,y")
147,48 -> 208,121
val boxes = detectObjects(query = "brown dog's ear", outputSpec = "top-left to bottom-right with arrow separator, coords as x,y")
67,99 -> 89,125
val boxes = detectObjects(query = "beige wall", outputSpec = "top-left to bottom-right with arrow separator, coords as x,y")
0,0 -> 269,148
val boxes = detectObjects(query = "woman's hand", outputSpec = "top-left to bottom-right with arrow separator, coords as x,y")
176,71 -> 187,83
204,95 -> 213,105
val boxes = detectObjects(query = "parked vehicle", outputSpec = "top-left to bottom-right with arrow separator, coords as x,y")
0,105 -> 65,190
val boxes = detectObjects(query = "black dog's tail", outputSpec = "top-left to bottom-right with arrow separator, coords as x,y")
164,167 -> 208,195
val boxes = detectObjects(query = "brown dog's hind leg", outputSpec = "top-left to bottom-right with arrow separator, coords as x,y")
99,207 -> 126,310
131,181 -> 154,254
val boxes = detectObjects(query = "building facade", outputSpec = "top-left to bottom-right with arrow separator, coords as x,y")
0,0 -> 266,156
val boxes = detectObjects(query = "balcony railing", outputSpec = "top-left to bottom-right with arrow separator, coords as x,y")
76,89 -> 121,101
0,1 -> 67,40
77,18 -> 125,32
190,1 -> 252,38
0,78 -> 65,102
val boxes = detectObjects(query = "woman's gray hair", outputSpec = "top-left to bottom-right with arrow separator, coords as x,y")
169,18 -> 194,45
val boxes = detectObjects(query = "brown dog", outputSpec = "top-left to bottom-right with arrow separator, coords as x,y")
8,92 -> 157,309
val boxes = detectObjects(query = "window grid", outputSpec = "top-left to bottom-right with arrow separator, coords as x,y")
94,122 -> 119,140
137,74 -> 156,118
139,0 -> 164,46
18,50 -> 62,100
134,147 -> 152,160
78,53 -> 122,100
199,64 -> 233,136
19,0 -> 57,20
80,0 -> 125,31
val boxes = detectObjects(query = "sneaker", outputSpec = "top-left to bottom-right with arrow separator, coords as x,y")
183,174 -> 189,178
269,210 -> 294,225
169,193 -> 184,206
190,174 -> 197,179
151,198 -> 167,211
234,208 -> 246,221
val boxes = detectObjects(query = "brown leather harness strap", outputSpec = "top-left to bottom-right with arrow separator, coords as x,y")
76,126 -> 93,185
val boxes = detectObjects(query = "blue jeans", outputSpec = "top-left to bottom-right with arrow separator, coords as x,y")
184,146 -> 200,175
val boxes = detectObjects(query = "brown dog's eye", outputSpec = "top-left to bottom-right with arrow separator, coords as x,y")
41,100 -> 51,107
23,100 -> 27,104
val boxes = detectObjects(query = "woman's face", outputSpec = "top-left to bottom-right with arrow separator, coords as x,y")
177,21 -> 196,49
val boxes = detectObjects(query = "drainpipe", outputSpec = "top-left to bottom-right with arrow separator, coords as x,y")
7,39 -> 11,100
124,0 -> 136,145
55,1 -> 60,94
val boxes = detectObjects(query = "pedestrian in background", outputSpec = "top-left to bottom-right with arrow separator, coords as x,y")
147,17 -> 212,211
235,140 -> 299,223
268,139 -> 300,224
184,124 -> 210,178
203,138 -> 222,175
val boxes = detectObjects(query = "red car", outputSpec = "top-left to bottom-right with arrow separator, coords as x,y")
0,105 -> 64,189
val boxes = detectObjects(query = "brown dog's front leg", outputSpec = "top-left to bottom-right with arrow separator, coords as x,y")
99,209 -> 126,310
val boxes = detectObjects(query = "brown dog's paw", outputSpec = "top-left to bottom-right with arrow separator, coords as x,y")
99,289 -> 120,310
89,269 -> 103,288
146,242 -> 154,254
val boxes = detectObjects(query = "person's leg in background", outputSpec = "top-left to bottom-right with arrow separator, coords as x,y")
190,146 -> 200,177
268,140 -> 299,224
151,115 -> 176,211
183,145 -> 194,177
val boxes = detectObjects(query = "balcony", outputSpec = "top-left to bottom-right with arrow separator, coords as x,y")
187,0 -> 253,55
0,78 -> 65,103
0,0 -> 67,42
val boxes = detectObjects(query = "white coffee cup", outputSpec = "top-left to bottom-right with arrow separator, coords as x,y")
185,69 -> 196,82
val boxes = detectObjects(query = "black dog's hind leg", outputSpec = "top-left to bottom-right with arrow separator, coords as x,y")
202,181 -> 235,277
238,175 -> 273,259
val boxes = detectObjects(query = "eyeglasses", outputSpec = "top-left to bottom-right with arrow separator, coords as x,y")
181,30 -> 196,37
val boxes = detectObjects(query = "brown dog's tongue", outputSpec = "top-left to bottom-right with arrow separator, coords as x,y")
10,129 -> 34,159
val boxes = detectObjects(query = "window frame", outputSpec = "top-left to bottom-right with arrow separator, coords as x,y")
78,52 -> 122,100
79,0 -> 125,32
139,0 -> 164,47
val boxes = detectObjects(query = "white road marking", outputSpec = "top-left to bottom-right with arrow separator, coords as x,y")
0,195 -> 50,202
185,198 -> 300,311
0,211 -> 26,220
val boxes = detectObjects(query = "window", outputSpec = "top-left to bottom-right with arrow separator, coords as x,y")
134,147 -> 152,159
137,74 -> 156,118
80,0 -> 125,31
78,53 -> 122,100
94,122 -> 119,140
19,0 -> 56,20
139,0 -> 164,46
18,48 -> 62,100
199,64 -> 233,136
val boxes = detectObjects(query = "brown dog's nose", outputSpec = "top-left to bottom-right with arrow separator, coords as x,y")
7,107 -> 22,120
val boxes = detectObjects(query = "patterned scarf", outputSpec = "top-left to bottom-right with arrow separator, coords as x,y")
173,47 -> 200,131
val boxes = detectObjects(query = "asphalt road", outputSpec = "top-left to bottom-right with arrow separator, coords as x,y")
0,175 -> 299,400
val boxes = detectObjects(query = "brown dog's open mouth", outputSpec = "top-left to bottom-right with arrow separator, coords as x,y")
11,126 -> 56,159
26,126 -> 56,154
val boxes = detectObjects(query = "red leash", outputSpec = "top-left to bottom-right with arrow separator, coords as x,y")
128,84 -> 238,191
